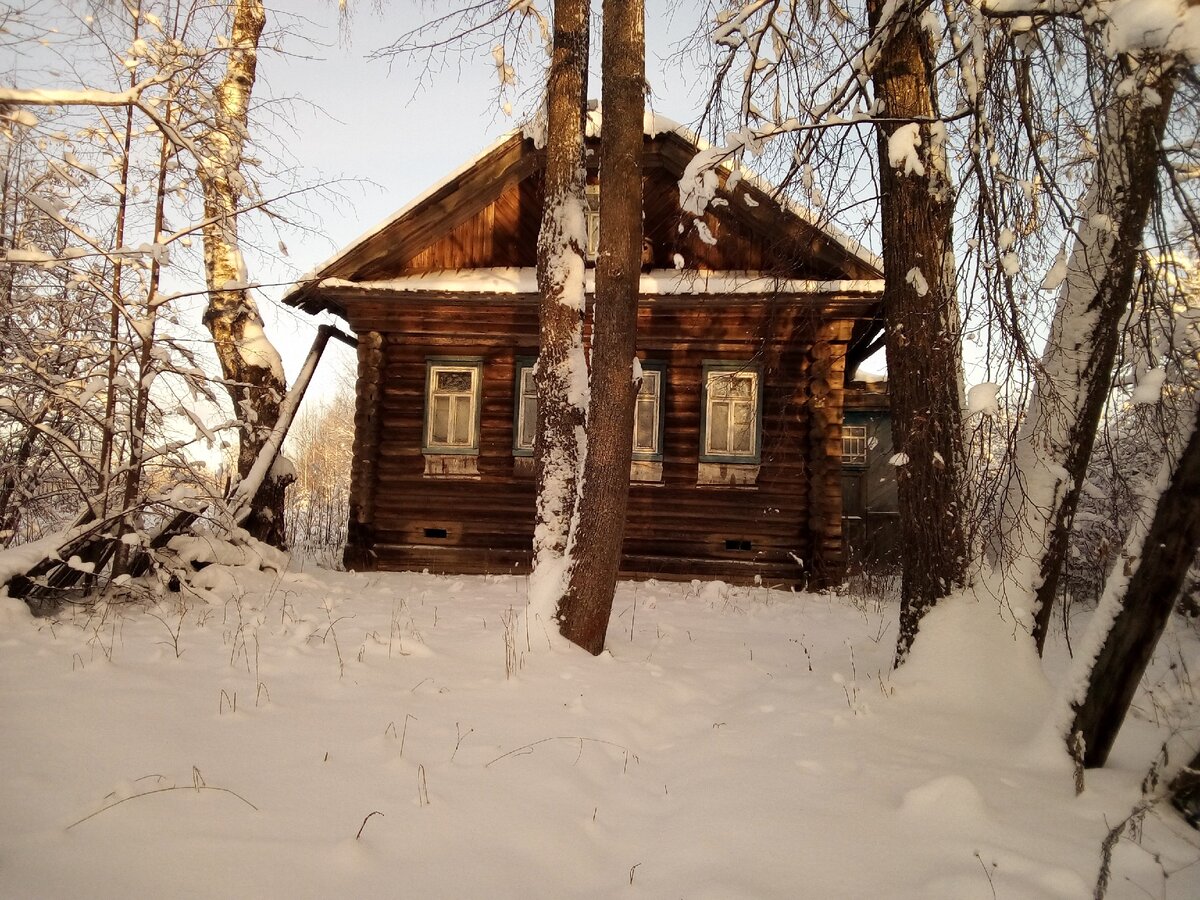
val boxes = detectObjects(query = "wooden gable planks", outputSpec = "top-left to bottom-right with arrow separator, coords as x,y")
301,130 -> 877,294
331,134 -> 539,281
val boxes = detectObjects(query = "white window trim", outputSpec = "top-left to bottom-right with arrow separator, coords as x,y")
515,357 -> 665,477
585,182 -> 600,261
632,363 -> 665,461
424,358 -> 483,455
842,424 -> 868,465
700,362 -> 761,464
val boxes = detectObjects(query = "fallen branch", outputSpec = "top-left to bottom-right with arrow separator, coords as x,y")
66,784 -> 259,831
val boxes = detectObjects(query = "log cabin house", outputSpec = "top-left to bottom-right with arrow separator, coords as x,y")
283,113 -> 890,586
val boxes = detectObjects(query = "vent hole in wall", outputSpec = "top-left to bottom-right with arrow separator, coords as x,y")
725,539 -> 752,552
424,528 -> 448,539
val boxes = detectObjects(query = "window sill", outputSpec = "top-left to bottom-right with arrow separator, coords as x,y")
512,456 -> 663,483
424,454 -> 481,478
631,460 -> 663,483
697,462 -> 759,486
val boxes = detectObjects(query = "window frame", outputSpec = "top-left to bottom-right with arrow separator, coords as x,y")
512,356 -> 537,457
699,360 -> 762,465
422,357 -> 484,455
585,181 -> 601,261
632,360 -> 666,462
841,423 -> 869,466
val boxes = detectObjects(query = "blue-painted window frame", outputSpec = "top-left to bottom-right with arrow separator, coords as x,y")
512,356 -> 537,457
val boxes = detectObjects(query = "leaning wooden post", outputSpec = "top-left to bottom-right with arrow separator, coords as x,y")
226,324 -> 357,527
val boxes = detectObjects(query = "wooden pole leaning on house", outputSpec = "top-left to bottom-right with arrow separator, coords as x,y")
225,324 -> 356,527
4,325 -> 356,608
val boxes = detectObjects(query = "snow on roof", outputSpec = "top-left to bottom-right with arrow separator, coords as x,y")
314,268 -> 883,297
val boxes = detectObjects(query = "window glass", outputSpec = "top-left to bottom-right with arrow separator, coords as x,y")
633,370 -> 660,456
425,361 -> 480,452
517,359 -> 664,462
702,365 -> 760,462
585,183 -> 601,260
842,424 -> 868,464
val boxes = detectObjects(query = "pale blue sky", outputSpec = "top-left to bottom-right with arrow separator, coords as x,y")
253,1 -> 710,388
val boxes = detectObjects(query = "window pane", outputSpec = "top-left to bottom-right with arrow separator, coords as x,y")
634,399 -> 657,452
842,425 -> 867,464
709,400 -> 729,452
520,395 -> 537,448
521,368 -> 536,396
437,370 -> 473,393
731,415 -> 753,454
710,375 -> 731,399
450,395 -> 472,445
586,211 -> 600,259
728,375 -> 753,399
638,371 -> 657,398
430,395 -> 451,444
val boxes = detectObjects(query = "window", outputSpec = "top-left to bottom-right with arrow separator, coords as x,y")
842,424 -> 868,465
424,358 -> 482,454
585,182 -> 600,261
701,362 -> 761,463
513,358 -> 537,456
513,357 -> 665,477
632,363 -> 664,460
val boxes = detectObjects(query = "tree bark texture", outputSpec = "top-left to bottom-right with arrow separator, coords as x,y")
196,0 -> 290,548
867,0 -> 969,665
1171,746 -> 1200,830
1068,396 -> 1200,768
1002,66 -> 1175,655
557,0 -> 646,655
530,0 -> 589,618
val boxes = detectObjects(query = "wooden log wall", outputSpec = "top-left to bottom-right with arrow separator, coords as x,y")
339,291 -> 858,586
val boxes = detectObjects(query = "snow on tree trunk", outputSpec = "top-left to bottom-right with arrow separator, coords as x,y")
1064,392 -> 1200,768
999,66 -> 1175,655
529,0 -> 590,627
195,0 -> 290,549
867,0 -> 970,666
557,0 -> 645,655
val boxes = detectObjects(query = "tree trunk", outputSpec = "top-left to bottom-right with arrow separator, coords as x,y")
1067,395 -> 1200,768
529,0 -> 589,621
1170,745 -> 1200,830
195,0 -> 290,548
557,0 -> 645,655
867,0 -> 969,665
97,4 -> 141,521
1001,63 -> 1175,655
112,107 -> 175,574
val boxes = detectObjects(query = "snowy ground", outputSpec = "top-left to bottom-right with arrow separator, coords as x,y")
2,560 -> 1198,899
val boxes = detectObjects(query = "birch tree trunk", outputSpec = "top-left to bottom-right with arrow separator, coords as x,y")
867,0 -> 969,665
1000,65 -> 1175,655
557,0 -> 645,655
196,0 -> 290,548
1066,393 -> 1200,767
529,0 -> 589,623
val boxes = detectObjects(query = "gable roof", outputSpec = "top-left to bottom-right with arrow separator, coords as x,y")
283,111 -> 883,317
